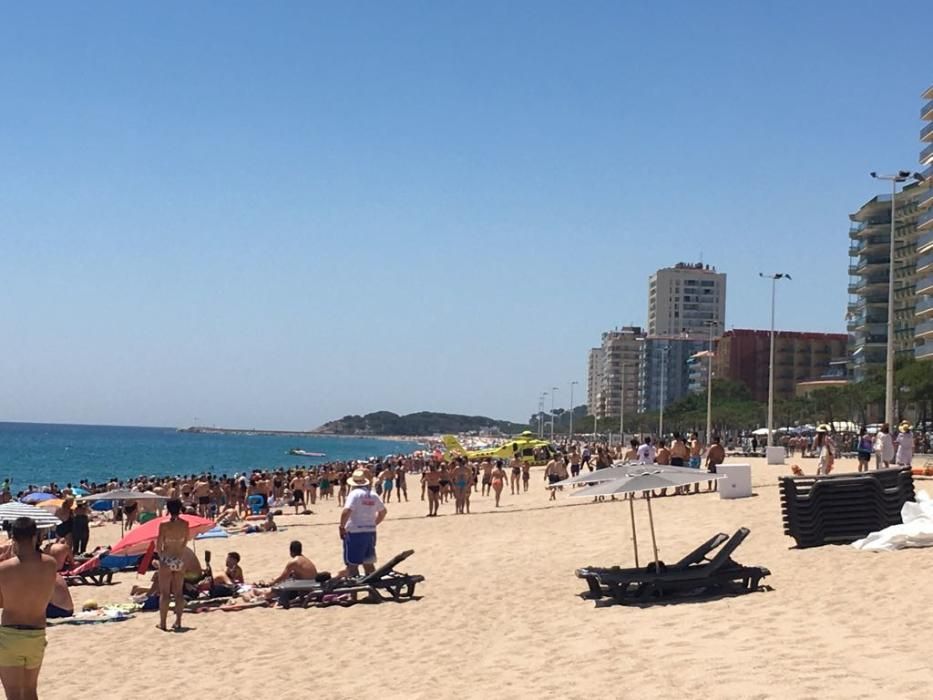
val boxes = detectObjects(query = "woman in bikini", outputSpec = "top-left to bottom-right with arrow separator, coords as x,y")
491,460 -> 507,507
451,459 -> 472,514
156,498 -> 190,632
509,458 -> 522,495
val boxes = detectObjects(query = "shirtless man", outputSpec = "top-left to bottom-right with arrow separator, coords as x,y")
544,457 -> 562,501
289,471 -> 305,515
509,457 -> 522,496
481,460 -> 494,497
521,461 -> 531,493
0,518 -> 57,700
211,552 -> 244,589
705,437 -> 725,492
422,465 -> 442,517
269,541 -> 317,585
192,476 -> 211,517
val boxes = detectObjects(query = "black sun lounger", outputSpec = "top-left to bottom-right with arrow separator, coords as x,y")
63,555 -> 116,587
578,528 -> 769,603
576,532 -> 730,598
272,550 -> 425,608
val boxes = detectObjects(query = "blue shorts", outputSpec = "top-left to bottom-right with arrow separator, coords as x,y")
688,456 -> 701,469
343,531 -> 377,566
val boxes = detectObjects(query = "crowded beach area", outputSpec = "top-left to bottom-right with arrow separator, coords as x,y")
2,430 -> 932,700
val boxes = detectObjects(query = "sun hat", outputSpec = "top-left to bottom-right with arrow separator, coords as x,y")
899,421 -> 912,432
348,469 -> 371,487
816,424 -> 830,433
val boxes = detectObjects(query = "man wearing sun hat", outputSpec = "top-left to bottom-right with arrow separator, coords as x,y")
895,421 -> 915,467
339,468 -> 387,577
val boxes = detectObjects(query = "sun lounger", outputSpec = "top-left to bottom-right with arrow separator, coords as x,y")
577,528 -> 769,603
63,555 -> 115,586
272,549 -> 425,608
576,532 -> 730,597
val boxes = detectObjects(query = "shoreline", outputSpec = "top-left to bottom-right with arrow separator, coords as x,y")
178,426 -> 430,442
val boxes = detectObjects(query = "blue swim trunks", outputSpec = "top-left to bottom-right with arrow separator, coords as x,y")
688,456 -> 701,469
343,531 -> 377,566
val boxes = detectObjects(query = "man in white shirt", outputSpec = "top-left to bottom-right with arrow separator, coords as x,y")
637,437 -> 657,465
339,469 -> 387,577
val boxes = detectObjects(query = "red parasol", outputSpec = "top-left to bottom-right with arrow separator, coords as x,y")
110,514 -> 216,556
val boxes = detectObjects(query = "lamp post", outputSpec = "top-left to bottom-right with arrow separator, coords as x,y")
569,380 -> 578,440
619,359 -> 626,445
870,170 -> 925,426
759,273 -> 791,447
705,320 -> 716,445
550,387 -> 558,440
538,393 -> 547,438
658,344 -> 669,439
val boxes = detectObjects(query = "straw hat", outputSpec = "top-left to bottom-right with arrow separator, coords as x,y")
816,424 -> 830,433
898,421 -> 912,433
347,469 -> 371,487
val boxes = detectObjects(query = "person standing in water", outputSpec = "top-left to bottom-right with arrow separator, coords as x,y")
156,499 -> 190,632
0,517 -> 57,700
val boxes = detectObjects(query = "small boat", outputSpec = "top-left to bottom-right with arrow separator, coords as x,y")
288,449 -> 326,457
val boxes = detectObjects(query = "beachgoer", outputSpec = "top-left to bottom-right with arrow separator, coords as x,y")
655,440 -> 671,466
670,433 -> 688,467
269,541 -> 318,585
481,460 -> 493,497
491,460 -> 507,507
290,472 -> 305,515
451,459 -> 472,515
857,427 -> 873,472
688,432 -> 703,469
395,464 -> 408,503
521,461 -> 531,493
423,465 -> 441,517
623,439 -> 638,462
54,497 -> 75,548
814,425 -> 835,476
544,458 -> 562,502
637,437 -> 656,465
509,458 -> 522,495
71,500 -> 91,555
0,517 -> 57,700
895,422 -> 915,467
705,436 -> 725,491
339,469 -> 387,577
156,498 -> 189,632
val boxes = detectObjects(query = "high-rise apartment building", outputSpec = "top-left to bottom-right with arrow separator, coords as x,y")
916,83 -> 933,360
587,347 -> 603,414
647,263 -> 726,336
589,327 -> 645,420
638,334 -> 708,413
715,329 -> 847,403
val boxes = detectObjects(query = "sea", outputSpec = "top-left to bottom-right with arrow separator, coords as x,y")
0,422 -> 419,491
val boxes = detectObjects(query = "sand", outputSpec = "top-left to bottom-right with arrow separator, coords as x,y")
39,457 -> 933,699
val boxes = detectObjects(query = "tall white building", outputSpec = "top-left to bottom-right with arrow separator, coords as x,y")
916,82 -> 933,360
589,327 -> 645,420
647,263 -> 726,336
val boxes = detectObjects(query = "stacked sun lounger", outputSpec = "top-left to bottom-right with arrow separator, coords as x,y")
272,550 -> 425,608
575,528 -> 770,604
780,467 -> 915,548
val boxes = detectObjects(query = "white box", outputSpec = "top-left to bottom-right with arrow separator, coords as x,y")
766,446 -> 786,465
718,463 -> 753,499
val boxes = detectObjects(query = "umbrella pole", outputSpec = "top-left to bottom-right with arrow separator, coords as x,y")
646,494 -> 660,570
628,494 -> 639,568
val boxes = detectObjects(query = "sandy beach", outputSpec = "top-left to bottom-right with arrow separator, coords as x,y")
41,457 -> 933,700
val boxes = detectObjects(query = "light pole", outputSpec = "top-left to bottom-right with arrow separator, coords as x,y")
870,170 -> 925,426
658,344 -> 669,439
704,321 -> 716,445
538,393 -> 547,438
760,273 -> 791,447
569,381 -> 578,440
619,359 -> 626,444
550,387 -> 558,440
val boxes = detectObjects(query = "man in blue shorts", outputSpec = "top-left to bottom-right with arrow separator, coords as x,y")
339,469 -> 387,577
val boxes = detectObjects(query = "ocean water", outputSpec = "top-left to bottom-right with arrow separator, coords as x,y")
0,422 -> 418,490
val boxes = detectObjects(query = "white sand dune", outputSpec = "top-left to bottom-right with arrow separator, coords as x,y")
41,458 -> 933,699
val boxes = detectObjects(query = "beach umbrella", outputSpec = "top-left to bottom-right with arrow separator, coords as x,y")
110,514 -> 215,556
0,502 -> 61,530
37,499 -> 65,511
553,461 -> 706,488
82,489 -> 167,502
569,464 -> 723,570
20,492 -> 55,504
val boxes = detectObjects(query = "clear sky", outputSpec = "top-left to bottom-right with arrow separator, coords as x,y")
1,2 -> 930,429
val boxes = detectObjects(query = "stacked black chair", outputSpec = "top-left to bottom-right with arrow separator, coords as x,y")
780,467 -> 915,548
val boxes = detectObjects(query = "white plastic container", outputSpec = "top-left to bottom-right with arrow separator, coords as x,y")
717,463 -> 753,499
766,446 -> 786,465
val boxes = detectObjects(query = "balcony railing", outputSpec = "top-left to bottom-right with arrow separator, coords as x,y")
923,121 -> 933,142
918,184 -> 933,210
916,342 -> 933,359
918,274 -> 933,295
916,296 -> 933,316
924,99 -> 933,121
916,318 -> 933,337
917,251 -> 933,273
919,208 -> 933,230
918,230 -> 933,253
922,143 -> 933,166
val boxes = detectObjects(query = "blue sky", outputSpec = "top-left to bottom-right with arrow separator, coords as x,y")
1,2 -> 930,429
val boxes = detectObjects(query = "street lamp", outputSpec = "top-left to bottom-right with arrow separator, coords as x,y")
704,320 -> 717,445
550,387 -> 558,440
619,358 -> 626,444
759,273 -> 792,447
870,170 -> 925,427
538,392 -> 547,438
569,380 -> 579,440
658,344 -> 670,439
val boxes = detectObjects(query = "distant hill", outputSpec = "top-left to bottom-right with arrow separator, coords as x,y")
312,411 -> 528,436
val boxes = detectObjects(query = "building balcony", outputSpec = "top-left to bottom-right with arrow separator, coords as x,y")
856,333 -> 888,347
919,208 -> 933,231
849,220 -> 889,239
918,184 -> 933,211
917,251 -> 933,274
917,342 -> 933,360
922,143 -> 933,167
918,230 -> 933,254
923,120 -> 933,142
925,84 -> 933,100
917,318 -> 933,339
918,274 -> 933,295
924,99 -> 933,122
916,296 -> 933,318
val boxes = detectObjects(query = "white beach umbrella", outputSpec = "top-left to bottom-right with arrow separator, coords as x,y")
568,464 -> 723,570
0,502 -> 62,530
